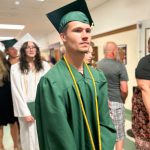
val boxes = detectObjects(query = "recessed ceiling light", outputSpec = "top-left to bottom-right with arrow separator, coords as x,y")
36,0 -> 45,2
15,1 -> 20,5
0,37 -> 14,40
0,24 -> 25,30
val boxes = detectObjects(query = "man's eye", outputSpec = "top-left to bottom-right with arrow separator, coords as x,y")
74,29 -> 82,32
86,29 -> 91,33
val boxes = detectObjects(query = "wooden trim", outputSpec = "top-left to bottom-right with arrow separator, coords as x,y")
92,24 -> 137,39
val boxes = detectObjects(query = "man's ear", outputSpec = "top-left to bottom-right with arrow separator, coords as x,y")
60,33 -> 67,42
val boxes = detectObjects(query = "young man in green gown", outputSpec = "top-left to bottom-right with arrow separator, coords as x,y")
35,0 -> 116,149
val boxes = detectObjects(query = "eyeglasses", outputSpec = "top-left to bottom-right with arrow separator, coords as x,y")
26,46 -> 36,50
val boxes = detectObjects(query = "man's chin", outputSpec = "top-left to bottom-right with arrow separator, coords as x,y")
76,48 -> 89,53
82,49 -> 89,53
80,51 -> 88,54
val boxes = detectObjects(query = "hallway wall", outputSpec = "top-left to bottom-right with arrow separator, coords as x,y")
45,0 -> 150,110
47,0 -> 150,46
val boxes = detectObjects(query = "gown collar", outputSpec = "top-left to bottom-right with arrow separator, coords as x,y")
60,58 -> 91,82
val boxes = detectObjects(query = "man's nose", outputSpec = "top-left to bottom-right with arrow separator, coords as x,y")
81,30 -> 89,38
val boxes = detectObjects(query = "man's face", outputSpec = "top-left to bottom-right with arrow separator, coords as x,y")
61,21 -> 91,54
25,41 -> 37,58
6,47 -> 18,58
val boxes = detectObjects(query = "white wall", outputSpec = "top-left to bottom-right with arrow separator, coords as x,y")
47,31 -> 62,45
137,20 -> 150,58
91,0 -> 150,36
47,0 -> 150,44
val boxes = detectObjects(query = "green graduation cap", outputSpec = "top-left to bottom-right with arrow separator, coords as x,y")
1,39 -> 18,50
46,0 -> 94,33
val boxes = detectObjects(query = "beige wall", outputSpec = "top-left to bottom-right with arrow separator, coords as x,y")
47,0 -> 150,44
91,0 -> 150,36
92,29 -> 138,110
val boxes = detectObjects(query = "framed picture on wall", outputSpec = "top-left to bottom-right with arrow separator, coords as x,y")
117,44 -> 127,65
49,42 -> 61,64
145,28 -> 150,55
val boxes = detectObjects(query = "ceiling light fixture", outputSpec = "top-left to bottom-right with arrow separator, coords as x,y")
36,0 -> 45,2
0,24 -> 25,30
0,37 -> 14,40
15,0 -> 20,5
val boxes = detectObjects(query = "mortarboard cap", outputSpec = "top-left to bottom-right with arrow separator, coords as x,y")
13,33 -> 39,50
1,39 -> 17,50
46,0 -> 94,33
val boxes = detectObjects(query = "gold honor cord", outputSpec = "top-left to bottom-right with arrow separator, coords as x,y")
85,63 -> 102,150
64,56 -> 102,150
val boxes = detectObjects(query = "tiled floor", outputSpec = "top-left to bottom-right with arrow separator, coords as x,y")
3,109 -> 136,150
124,120 -> 136,150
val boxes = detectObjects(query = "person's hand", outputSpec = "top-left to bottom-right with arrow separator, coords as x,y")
122,98 -> 126,104
23,115 -> 35,123
108,100 -> 111,109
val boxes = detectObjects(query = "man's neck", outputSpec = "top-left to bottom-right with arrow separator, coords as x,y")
8,57 -> 19,65
105,54 -> 115,60
64,52 -> 85,73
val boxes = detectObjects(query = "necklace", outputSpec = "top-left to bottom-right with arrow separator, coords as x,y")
64,56 -> 102,150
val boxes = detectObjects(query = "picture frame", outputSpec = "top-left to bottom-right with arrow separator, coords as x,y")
145,28 -> 150,55
117,44 -> 127,65
48,42 -> 61,64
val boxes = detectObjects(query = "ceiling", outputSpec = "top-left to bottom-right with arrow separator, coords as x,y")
0,0 -> 109,41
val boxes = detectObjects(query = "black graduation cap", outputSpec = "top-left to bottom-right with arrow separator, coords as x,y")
46,0 -> 94,33
1,38 -> 18,50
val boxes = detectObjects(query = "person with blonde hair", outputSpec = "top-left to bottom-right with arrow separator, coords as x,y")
0,50 -> 19,150
84,44 -> 93,66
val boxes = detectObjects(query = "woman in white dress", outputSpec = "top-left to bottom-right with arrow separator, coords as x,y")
10,41 -> 50,150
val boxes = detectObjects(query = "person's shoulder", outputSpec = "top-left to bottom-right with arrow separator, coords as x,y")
97,58 -> 104,64
97,58 -> 117,65
43,60 -> 64,80
42,60 -> 49,65
11,62 -> 20,70
96,58 -> 105,69
39,60 -> 67,89
113,60 -> 125,68
42,60 -> 52,69
139,54 -> 150,63
143,54 -> 150,59
89,66 -> 107,82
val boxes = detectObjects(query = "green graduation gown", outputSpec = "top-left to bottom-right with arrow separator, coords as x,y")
35,59 -> 116,150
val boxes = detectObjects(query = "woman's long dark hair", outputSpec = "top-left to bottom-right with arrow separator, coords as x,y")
19,41 -> 43,73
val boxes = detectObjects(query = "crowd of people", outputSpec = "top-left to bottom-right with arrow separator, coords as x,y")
0,0 -> 150,150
